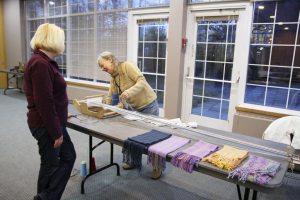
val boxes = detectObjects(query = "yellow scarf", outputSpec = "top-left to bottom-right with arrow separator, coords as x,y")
203,145 -> 248,171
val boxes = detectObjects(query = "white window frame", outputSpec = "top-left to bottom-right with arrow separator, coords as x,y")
127,8 -> 169,116
241,1 -> 300,116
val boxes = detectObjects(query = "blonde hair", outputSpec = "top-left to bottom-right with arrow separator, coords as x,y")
30,23 -> 65,54
97,51 -> 118,65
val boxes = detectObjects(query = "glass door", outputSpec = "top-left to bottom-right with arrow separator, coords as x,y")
182,6 -> 251,131
190,16 -> 237,121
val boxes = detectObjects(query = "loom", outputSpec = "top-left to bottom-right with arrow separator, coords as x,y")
82,101 -> 300,172
87,102 -> 295,159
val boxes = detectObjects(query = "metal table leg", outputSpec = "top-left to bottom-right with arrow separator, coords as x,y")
81,135 -> 120,194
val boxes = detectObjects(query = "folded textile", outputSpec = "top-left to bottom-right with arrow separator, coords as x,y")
202,145 -> 248,171
128,130 -> 172,145
148,135 -> 191,171
122,130 -> 172,170
228,155 -> 281,185
171,140 -> 219,173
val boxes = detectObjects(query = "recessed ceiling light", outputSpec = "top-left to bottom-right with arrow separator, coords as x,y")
258,5 -> 265,10
270,16 -> 275,19
49,1 -> 55,6
284,27 -> 289,30
278,22 -> 283,25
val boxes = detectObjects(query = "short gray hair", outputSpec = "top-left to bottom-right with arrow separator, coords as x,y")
97,51 -> 118,64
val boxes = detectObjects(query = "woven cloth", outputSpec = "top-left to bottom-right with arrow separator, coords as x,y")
128,129 -> 171,145
171,140 -> 219,173
228,155 -> 281,185
202,145 -> 249,171
122,130 -> 172,170
148,135 -> 191,171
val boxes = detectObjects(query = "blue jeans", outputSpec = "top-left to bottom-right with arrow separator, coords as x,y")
30,126 -> 76,200
137,100 -> 159,116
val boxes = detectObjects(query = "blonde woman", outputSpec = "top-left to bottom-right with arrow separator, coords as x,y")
97,52 -> 162,179
24,23 -> 76,200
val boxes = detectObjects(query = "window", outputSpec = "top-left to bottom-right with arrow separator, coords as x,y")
48,0 -> 67,16
24,0 -> 169,84
245,0 -> 300,111
48,17 -> 67,75
137,19 -> 168,108
68,14 -> 95,81
132,0 -> 169,8
189,0 -> 237,3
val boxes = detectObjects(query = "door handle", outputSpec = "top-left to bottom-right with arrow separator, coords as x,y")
185,76 -> 239,84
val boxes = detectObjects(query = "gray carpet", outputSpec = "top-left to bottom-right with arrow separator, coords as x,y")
0,89 -> 299,200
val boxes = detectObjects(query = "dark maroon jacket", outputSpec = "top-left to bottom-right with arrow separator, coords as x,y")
23,50 -> 68,140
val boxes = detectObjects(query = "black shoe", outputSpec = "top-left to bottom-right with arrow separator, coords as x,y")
33,195 -> 41,200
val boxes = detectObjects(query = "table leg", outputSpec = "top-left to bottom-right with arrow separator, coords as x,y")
110,142 -> 120,176
236,184 -> 242,200
89,135 -> 93,174
3,73 -> 9,95
81,136 -> 120,194
244,187 -> 250,200
252,190 -> 257,200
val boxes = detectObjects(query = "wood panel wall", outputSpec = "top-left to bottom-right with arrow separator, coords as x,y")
0,0 -> 7,88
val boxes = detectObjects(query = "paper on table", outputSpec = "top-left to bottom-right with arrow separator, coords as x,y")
166,118 -> 198,128
123,114 -> 141,121
86,97 -> 103,107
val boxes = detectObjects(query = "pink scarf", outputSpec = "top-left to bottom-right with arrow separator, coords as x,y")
148,135 -> 191,171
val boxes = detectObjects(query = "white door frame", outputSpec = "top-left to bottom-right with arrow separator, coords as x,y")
181,2 -> 252,131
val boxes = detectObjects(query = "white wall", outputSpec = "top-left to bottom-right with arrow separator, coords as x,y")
4,0 -> 23,68
232,112 -> 277,138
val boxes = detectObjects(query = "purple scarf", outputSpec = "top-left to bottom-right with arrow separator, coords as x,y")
171,140 -> 219,173
148,135 -> 191,171
228,155 -> 281,185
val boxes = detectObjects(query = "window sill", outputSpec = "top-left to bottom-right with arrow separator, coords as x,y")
235,104 -> 300,118
66,79 -> 109,91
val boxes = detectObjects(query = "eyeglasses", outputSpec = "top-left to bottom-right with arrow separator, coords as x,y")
99,64 -> 104,69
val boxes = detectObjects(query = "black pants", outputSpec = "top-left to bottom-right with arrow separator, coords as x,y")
30,126 -> 76,200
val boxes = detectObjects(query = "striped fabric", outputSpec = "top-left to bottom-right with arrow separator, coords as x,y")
228,155 -> 281,185
171,140 -> 219,173
148,135 -> 191,171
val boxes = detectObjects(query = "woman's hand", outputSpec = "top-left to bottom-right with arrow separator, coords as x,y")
54,135 -> 63,148
119,91 -> 129,102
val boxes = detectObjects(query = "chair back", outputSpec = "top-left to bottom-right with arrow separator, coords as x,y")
263,116 -> 300,149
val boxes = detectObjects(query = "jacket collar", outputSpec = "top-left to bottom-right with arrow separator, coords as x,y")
34,49 -> 59,69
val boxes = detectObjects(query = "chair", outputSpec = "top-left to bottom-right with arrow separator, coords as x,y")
263,116 -> 300,149
263,116 -> 300,172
